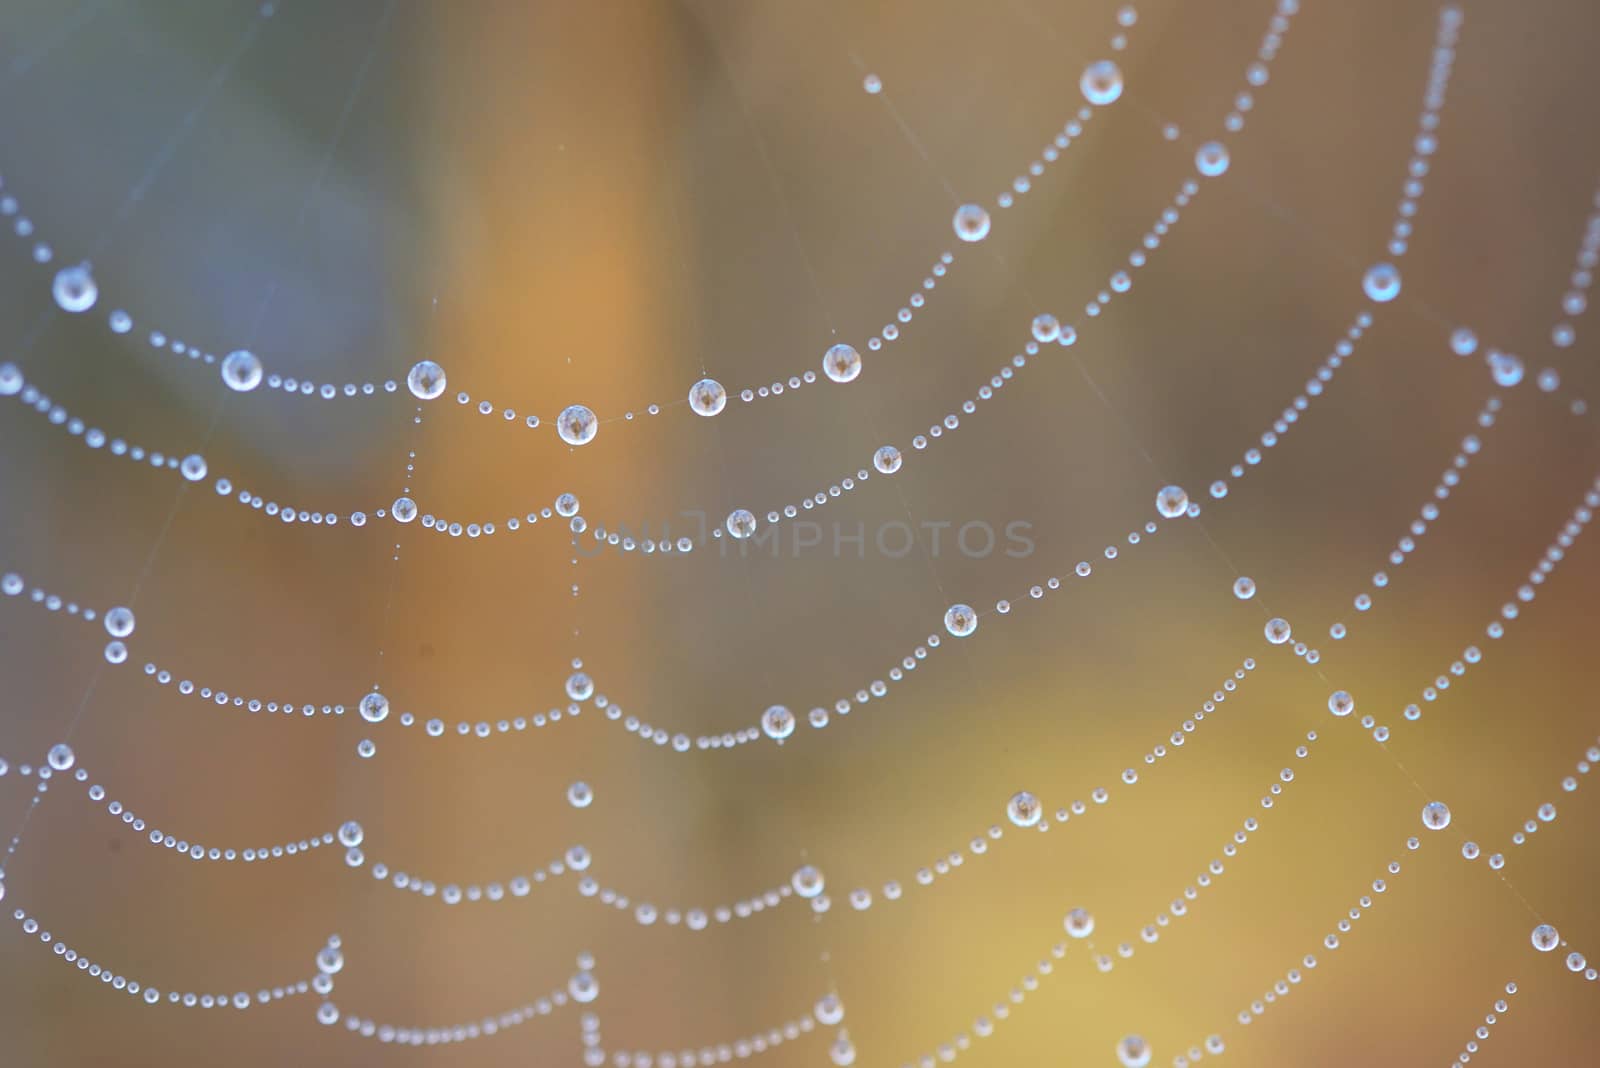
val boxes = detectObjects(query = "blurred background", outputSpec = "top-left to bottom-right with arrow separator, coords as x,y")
0,0 -> 1598,1065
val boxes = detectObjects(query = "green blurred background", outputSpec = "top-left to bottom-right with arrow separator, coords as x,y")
1,0 -> 1598,1065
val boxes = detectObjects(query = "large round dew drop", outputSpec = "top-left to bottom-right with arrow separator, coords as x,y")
557,404 -> 598,446
688,378 -> 726,417
952,204 -> 991,243
1080,59 -> 1124,106
1362,262 -> 1402,303
1155,484 -> 1190,519
1116,1035 -> 1152,1068
1421,801 -> 1452,830
762,705 -> 795,741
791,864 -> 825,898
52,264 -> 97,313
944,603 -> 977,637
358,692 -> 389,723
221,350 -> 263,392
406,360 -> 447,400
822,343 -> 862,383
1006,790 -> 1041,828
1195,141 -> 1231,178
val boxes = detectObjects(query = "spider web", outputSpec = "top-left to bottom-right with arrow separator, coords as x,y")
0,1 -> 1598,1066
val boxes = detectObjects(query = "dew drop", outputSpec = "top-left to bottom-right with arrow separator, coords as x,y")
688,378 -> 726,417
406,360 -> 446,401
822,343 -> 863,383
1156,484 -> 1190,519
220,350 -> 263,392
1116,1035 -> 1152,1068
943,603 -> 977,637
1362,263 -> 1402,303
557,404 -> 598,446
1421,800 -> 1452,830
1080,60 -> 1124,106
1194,141 -> 1230,177
358,692 -> 389,723
1006,790 -> 1042,828
52,264 -> 97,313
952,204 -> 991,243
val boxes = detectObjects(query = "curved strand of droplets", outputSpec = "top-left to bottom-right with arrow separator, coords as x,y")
0,1 -> 1300,561
335,975 -> 579,1048
839,658 -> 1259,913
1399,472 -> 1600,725
1444,982 -> 1519,1067
1205,3 -> 1465,504
1099,732 -> 1321,976
1498,735 -> 1600,865
893,936 -> 1075,1068
1218,841 -> 1420,1040
1326,394 -> 1504,644
600,1001 -> 830,1068
5,904 -> 319,1011
0,7 -> 1148,439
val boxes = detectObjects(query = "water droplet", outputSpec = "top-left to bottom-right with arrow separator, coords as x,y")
1064,907 -> 1095,938
1080,60 -> 1124,106
1362,263 -> 1402,303
52,264 -> 97,313
1532,924 -> 1560,952
557,404 -> 598,446
1156,484 -> 1190,519
792,864 -> 825,898
47,743 -> 75,771
1328,690 -> 1354,718
1265,618 -> 1292,645
1195,142 -> 1230,177
1489,350 -> 1525,388
104,606 -> 136,638
726,509 -> 757,539
567,781 -> 594,809
952,204 -> 991,243
688,378 -> 726,417
762,705 -> 795,740
1421,801 -> 1451,830
823,343 -> 863,383
873,445 -> 902,475
1233,577 -> 1256,600
1007,790 -> 1041,827
358,692 -> 389,723
1116,1035 -> 1152,1068
221,350 -> 263,392
406,360 -> 446,401
944,603 -> 978,637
